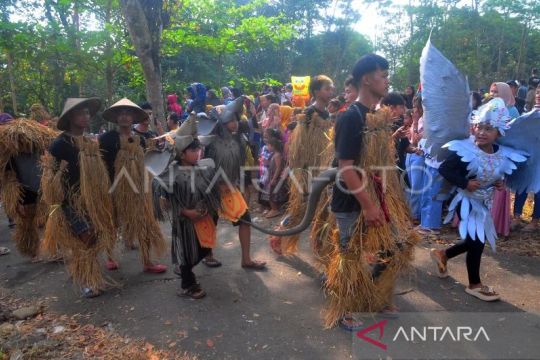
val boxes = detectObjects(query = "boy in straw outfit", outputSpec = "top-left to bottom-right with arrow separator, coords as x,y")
42,98 -> 116,298
99,98 -> 167,273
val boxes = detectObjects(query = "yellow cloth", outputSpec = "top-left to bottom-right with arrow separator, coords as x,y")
220,188 -> 248,222
279,106 -> 293,132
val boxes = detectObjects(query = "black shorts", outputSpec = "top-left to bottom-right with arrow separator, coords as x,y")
232,210 -> 251,227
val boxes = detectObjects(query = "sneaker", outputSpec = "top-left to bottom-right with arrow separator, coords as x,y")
465,285 -> 500,302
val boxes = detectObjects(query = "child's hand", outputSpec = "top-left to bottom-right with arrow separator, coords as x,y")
181,209 -> 202,221
466,179 -> 481,192
493,179 -> 505,190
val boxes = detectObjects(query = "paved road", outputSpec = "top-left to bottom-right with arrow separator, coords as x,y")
1,211 -> 539,359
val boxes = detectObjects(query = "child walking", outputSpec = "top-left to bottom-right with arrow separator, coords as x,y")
158,115 -> 221,299
430,99 -> 527,302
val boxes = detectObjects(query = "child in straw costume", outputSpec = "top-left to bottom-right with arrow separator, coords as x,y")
204,96 -> 266,270
156,114 -> 221,299
42,98 -> 116,298
278,75 -> 335,259
326,55 -> 418,330
0,114 -> 57,260
99,98 -> 167,273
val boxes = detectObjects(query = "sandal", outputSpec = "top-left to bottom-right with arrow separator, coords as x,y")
339,316 -> 364,332
378,305 -> 399,318
178,284 -> 206,299
202,258 -> 222,268
0,247 -> 10,256
143,263 -> 167,273
430,248 -> 448,278
241,260 -> 267,270
416,226 -> 440,236
465,285 -> 500,302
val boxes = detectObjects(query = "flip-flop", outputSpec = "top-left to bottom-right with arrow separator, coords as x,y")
465,285 -> 500,302
0,247 -> 10,256
106,260 -> 119,271
241,260 -> 267,270
178,284 -> 206,300
202,258 -> 222,268
143,264 -> 167,273
339,316 -> 364,332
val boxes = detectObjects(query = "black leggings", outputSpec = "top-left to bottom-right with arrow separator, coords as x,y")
445,236 -> 485,285
180,247 -> 211,289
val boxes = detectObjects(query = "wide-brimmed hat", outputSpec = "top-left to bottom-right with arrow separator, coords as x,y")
57,97 -> 101,131
102,98 -> 148,124
209,96 -> 244,125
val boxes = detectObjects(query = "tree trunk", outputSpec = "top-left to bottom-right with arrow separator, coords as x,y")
120,0 -> 165,130
73,0 -> 81,96
6,51 -> 18,115
104,0 -> 114,106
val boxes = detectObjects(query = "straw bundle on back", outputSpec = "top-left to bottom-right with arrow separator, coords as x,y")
281,113 -> 334,255
0,118 -> 57,170
112,136 -> 166,263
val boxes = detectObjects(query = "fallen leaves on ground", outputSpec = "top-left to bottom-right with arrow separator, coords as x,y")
0,289 -> 194,360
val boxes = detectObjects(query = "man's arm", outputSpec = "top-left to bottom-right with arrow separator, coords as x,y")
338,159 -> 385,227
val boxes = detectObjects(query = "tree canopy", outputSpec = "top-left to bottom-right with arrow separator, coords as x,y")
1,0 -> 539,128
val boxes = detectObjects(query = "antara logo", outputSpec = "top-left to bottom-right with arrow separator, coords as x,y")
392,326 -> 490,342
356,321 -> 490,351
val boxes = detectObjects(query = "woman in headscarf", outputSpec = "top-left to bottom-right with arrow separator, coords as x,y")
488,82 -> 519,237
489,82 -> 519,118
279,105 -> 293,133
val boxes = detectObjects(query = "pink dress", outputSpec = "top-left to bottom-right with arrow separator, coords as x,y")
491,188 -> 511,237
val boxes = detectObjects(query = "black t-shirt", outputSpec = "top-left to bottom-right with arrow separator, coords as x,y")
49,133 -> 81,195
330,102 -> 369,213
99,130 -> 146,182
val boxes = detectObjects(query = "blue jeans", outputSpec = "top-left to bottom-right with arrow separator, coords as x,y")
514,191 -> 540,219
334,211 -> 360,252
420,166 -> 443,230
406,153 -> 425,220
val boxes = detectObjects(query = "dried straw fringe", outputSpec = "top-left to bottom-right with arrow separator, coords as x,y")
281,114 -> 334,255
41,137 -> 116,288
13,205 -> 40,258
0,118 -> 57,171
40,154 -> 67,257
1,170 -> 22,220
74,137 -> 115,249
323,108 -> 419,327
0,170 -> 40,257
112,136 -> 166,264
45,208 -> 109,290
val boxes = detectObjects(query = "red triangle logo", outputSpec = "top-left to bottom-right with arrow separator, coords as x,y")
356,320 -> 388,350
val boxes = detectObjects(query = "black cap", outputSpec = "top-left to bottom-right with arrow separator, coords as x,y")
506,80 -> 519,87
